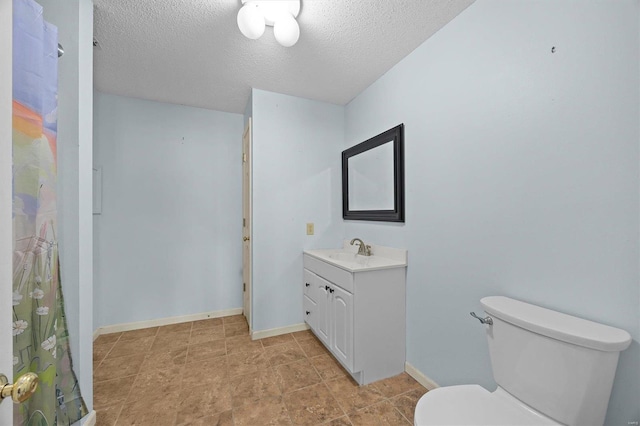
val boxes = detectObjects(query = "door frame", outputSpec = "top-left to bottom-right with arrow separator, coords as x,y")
242,118 -> 253,333
0,1 -> 14,423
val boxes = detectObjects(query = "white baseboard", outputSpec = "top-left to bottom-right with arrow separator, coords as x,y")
405,361 -> 440,390
93,308 -> 243,338
81,410 -> 96,426
251,322 -> 309,340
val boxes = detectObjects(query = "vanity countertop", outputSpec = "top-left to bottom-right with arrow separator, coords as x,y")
304,241 -> 407,273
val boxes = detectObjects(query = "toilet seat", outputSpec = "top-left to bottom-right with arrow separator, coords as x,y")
414,385 -> 560,426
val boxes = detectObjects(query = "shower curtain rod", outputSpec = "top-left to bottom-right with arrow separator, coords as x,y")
57,43 -> 63,58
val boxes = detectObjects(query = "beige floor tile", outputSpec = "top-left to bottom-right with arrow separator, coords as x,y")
297,337 -> 329,358
260,333 -> 295,347
326,416 -> 353,426
372,372 -> 424,398
94,333 -> 121,345
192,317 -> 223,329
139,347 -> 187,373
187,339 -> 227,363
348,400 -> 410,426
228,347 -> 270,377
106,336 -> 155,359
291,329 -> 315,342
283,383 -> 344,425
117,389 -> 180,426
230,369 -> 282,407
157,322 -> 193,335
276,359 -> 322,394
93,376 -> 135,408
225,321 -> 249,337
93,342 -> 114,365
265,341 -> 307,366
233,396 -> 292,425
130,365 -> 184,402
95,402 -> 123,426
93,315 -> 424,426
175,382 -> 232,424
94,353 -> 145,383
222,314 -> 247,324
181,357 -> 228,388
325,376 -> 385,414
150,330 -> 190,353
309,354 -> 349,381
120,327 -> 158,341
176,410 -> 234,426
391,388 -> 425,424
226,334 -> 264,355
189,325 -> 225,345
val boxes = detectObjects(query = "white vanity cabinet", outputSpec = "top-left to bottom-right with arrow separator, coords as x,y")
302,243 -> 407,385
305,269 -> 354,367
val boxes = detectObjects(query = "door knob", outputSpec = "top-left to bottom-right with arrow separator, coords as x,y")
0,373 -> 39,404
243,236 -> 250,242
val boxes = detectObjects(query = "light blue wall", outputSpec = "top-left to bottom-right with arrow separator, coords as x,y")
93,92 -> 244,328
38,0 -> 94,412
251,89 -> 345,332
344,1 -> 639,424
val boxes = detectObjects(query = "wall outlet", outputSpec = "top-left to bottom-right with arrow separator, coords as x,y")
306,223 -> 314,235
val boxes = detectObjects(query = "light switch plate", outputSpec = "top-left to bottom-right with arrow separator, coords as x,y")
306,223 -> 314,235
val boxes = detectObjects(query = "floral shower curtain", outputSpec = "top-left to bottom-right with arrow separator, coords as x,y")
12,0 -> 87,424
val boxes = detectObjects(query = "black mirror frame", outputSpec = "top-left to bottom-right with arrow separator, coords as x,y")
342,124 -> 405,222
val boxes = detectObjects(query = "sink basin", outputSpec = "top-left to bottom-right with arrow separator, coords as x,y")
304,243 -> 407,272
328,252 -> 359,262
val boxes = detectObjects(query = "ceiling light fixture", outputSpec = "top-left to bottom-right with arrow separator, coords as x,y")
237,0 -> 301,47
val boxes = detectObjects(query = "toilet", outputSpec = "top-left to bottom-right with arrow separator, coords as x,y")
414,296 -> 632,426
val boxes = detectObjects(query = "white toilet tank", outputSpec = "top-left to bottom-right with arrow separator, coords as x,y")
480,296 -> 631,426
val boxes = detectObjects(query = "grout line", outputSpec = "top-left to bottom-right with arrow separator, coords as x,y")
321,381 -> 350,422
393,403 -> 413,425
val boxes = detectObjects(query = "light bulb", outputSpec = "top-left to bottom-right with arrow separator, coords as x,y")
237,3 -> 265,40
273,13 -> 299,47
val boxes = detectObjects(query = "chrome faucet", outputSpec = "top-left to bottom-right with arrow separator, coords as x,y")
350,238 -> 372,256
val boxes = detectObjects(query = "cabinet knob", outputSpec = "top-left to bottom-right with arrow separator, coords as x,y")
305,283 -> 310,287
325,285 -> 329,291
329,288 -> 334,293
306,311 -> 310,315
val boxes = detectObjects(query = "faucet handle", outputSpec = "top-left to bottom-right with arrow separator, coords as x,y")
365,245 -> 372,256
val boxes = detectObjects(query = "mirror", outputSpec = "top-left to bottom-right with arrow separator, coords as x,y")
342,124 -> 405,222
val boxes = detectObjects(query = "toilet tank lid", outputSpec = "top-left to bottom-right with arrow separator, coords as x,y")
480,296 -> 631,352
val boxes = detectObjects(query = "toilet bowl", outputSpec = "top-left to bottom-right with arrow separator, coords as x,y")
414,296 -> 632,426
414,385 -> 558,426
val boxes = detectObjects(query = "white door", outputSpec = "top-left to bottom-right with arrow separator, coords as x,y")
0,1 -> 14,423
242,118 -> 252,331
331,285 -> 353,369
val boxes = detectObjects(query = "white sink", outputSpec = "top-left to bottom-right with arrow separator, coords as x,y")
328,252 -> 359,262
304,242 -> 407,272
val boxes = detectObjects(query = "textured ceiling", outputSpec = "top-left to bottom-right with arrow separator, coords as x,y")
93,0 -> 475,114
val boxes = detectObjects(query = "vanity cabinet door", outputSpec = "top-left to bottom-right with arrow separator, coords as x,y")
331,285 -> 353,369
303,269 -> 315,300
315,276 -> 331,346
303,295 -> 317,330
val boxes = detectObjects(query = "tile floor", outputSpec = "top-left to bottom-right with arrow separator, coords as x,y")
93,314 -> 427,425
